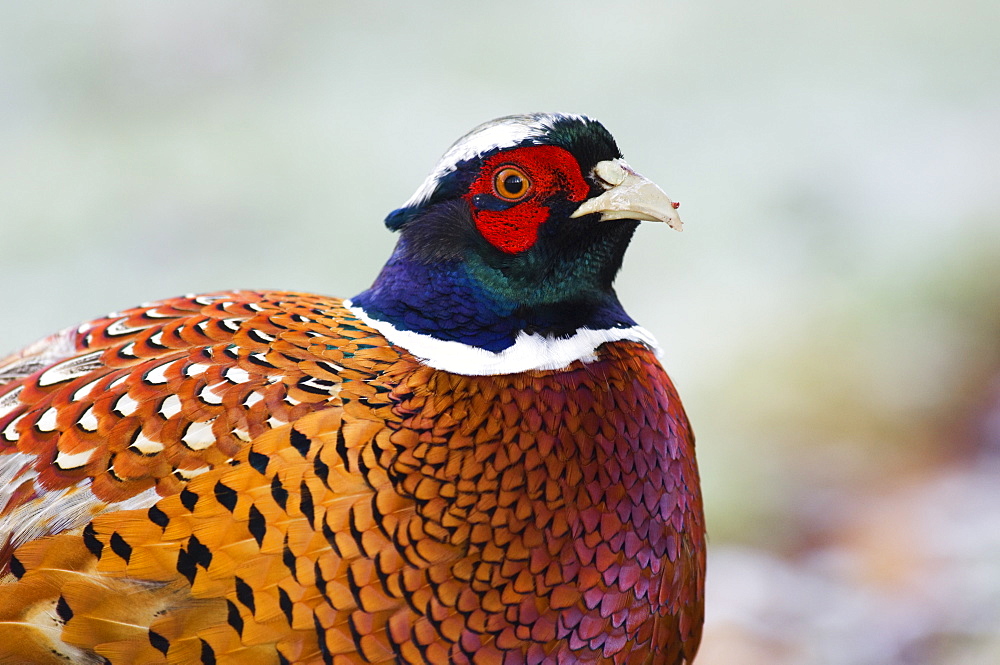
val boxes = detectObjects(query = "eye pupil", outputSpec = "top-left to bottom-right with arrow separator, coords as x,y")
503,174 -> 523,193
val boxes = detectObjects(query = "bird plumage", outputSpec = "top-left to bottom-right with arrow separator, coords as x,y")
0,113 -> 704,664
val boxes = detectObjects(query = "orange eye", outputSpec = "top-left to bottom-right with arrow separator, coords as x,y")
493,167 -> 531,200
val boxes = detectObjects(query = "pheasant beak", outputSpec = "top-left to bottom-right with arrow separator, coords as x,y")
571,159 -> 683,230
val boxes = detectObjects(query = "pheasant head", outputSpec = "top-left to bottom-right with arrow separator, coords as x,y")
350,113 -> 682,374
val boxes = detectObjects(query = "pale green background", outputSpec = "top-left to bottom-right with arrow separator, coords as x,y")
2,2 -> 998,663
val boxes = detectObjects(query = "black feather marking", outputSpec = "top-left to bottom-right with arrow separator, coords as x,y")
314,612 -> 333,665
248,450 -> 269,475
149,630 -> 169,656
299,480 -> 315,528
187,535 -> 213,570
248,329 -> 273,344
55,595 -> 73,623
214,480 -> 238,512
314,560 -> 329,602
371,493 -> 392,541
346,612 -> 364,661
313,453 -> 331,489
248,504 -> 266,547
8,554 -> 24,579
180,488 -> 199,512
321,520 -> 342,557
247,352 -> 275,367
373,551 -> 392,590
315,361 -> 342,376
200,639 -> 216,665
357,444 -> 375,490
297,376 -> 335,395
336,428 -> 350,471
346,564 -> 364,609
176,547 -> 197,584
278,586 -> 294,624
348,507 -> 367,557
146,335 -> 168,351
148,504 -> 170,529
289,427 -> 311,458
278,651 -> 290,665
83,522 -> 104,559
226,599 -> 244,636
109,532 -> 132,563
282,538 -> 298,582
270,475 -> 288,511
234,576 -> 256,615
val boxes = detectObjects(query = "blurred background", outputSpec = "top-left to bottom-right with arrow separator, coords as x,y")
1,2 -> 998,663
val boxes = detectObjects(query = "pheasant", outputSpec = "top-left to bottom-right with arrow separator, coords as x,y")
0,113 -> 704,664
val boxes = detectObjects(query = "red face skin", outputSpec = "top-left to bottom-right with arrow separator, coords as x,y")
464,146 -> 591,254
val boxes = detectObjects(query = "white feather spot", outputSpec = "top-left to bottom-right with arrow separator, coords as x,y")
284,395 -> 301,406
233,427 -> 252,442
199,382 -> 226,405
243,392 -> 264,408
72,377 -> 102,402
1,414 -> 22,441
54,448 -> 94,470
109,375 -> 129,390
37,351 -> 105,387
223,367 -> 251,384
267,415 -> 287,429
36,407 -> 59,432
185,363 -> 211,377
159,394 -> 182,419
174,465 -> 210,480
145,361 -> 172,385
78,406 -> 99,432
129,431 -> 164,455
106,318 -> 148,337
182,419 -> 216,450
113,393 -> 139,417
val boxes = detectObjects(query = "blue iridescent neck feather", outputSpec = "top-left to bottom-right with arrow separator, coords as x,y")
350,207 -> 640,352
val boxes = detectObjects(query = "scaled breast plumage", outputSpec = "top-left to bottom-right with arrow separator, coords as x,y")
0,113 -> 704,665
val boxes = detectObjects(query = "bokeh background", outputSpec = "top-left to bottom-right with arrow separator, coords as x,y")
2,2 -> 998,663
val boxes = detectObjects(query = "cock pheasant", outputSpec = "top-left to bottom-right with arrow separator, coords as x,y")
0,113 -> 704,664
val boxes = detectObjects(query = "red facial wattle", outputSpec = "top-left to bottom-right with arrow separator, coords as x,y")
465,145 -> 590,254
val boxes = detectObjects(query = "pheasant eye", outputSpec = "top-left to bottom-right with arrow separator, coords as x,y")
493,167 -> 531,201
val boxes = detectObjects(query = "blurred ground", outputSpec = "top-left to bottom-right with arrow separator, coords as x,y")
1,2 -> 998,663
